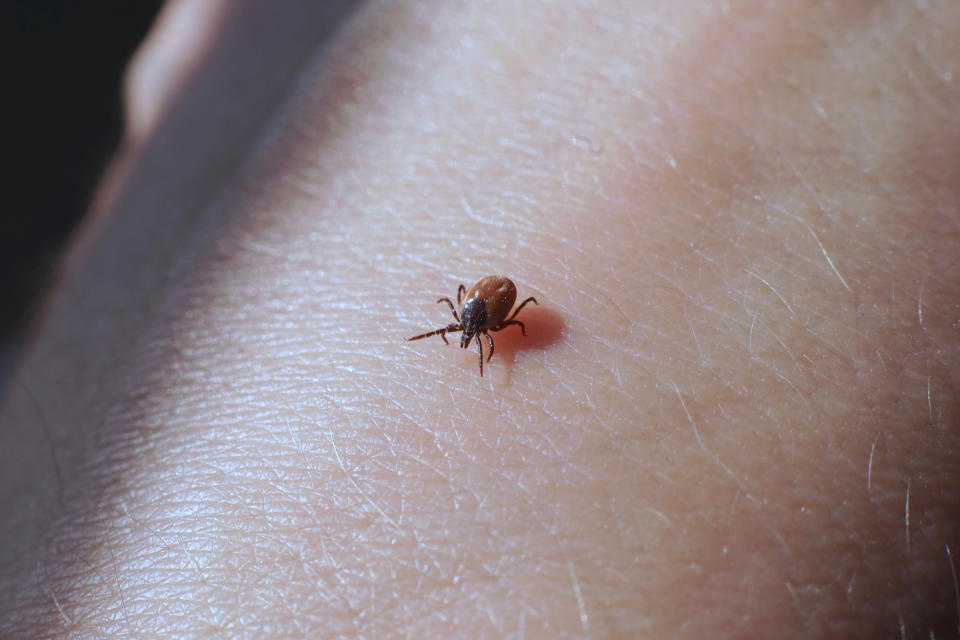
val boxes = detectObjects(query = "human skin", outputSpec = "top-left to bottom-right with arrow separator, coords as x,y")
1,0 -> 959,637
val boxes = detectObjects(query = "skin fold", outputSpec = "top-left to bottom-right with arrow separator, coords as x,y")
1,0 -> 959,637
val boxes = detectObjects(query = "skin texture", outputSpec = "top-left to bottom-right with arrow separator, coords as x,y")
1,0 -> 960,637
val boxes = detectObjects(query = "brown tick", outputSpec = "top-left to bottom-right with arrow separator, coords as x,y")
407,276 -> 538,376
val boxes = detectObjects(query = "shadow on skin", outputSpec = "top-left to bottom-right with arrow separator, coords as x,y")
488,304 -> 564,371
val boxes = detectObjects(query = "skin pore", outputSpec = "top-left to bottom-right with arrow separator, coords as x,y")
1,0 -> 959,637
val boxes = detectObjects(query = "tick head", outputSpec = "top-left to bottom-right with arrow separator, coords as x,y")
459,327 -> 475,349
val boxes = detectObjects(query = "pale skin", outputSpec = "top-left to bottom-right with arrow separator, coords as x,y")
1,0 -> 959,637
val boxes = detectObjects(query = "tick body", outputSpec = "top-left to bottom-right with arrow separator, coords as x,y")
406,276 -> 538,376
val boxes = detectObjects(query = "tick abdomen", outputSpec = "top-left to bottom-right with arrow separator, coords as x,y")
462,276 -> 517,330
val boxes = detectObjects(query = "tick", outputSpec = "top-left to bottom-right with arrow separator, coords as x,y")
406,276 -> 538,376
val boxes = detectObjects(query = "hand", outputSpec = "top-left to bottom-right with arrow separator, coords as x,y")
2,1 -> 958,636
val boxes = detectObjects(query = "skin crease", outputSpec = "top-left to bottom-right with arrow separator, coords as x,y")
1,0 -> 959,637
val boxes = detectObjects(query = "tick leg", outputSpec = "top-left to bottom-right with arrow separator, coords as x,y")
491,320 -> 526,336
437,297 -> 460,322
407,323 -> 461,341
484,331 -> 495,361
506,296 -> 538,322
457,284 -> 466,306
475,333 -> 484,376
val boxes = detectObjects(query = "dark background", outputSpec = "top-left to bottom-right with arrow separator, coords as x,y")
2,2 -> 163,369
